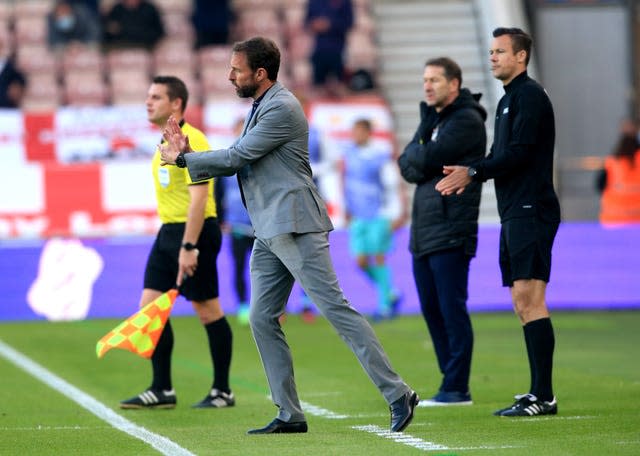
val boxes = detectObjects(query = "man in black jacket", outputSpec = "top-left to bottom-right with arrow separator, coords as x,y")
436,28 -> 561,417
0,37 -> 26,109
398,57 -> 486,406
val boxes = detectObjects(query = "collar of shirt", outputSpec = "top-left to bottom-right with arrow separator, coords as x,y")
503,71 -> 528,94
244,85 -> 274,135
250,85 -> 272,114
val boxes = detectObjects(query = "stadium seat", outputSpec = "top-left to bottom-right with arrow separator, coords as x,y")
63,70 -> 109,106
200,65 -> 233,93
154,0 -> 192,15
16,43 -> 59,74
288,31 -> 312,60
174,72 -> 202,106
345,29 -> 378,71
14,16 -> 47,45
283,4 -> 306,37
23,73 -> 62,111
153,39 -> 196,75
290,59 -> 312,91
198,44 -> 233,68
107,48 -> 153,74
163,12 -> 194,39
0,3 -> 14,21
236,10 -> 281,41
109,68 -> 151,105
235,0 -> 284,10
13,0 -> 50,18
61,45 -> 105,73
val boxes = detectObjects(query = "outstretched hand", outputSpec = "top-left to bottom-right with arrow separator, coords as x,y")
435,166 -> 471,195
160,116 -> 191,166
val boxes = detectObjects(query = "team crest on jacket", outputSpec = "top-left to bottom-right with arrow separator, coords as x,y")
431,126 -> 439,141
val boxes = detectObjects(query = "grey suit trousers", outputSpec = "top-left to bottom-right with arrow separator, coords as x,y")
248,231 -> 410,422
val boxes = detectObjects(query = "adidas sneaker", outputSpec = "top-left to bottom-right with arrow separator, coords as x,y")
494,393 -> 557,417
192,388 -> 235,408
120,389 -> 176,409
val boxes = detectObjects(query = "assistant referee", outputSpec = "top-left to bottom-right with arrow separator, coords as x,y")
120,76 -> 234,410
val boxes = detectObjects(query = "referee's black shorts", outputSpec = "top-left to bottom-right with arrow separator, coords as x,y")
144,217 -> 221,301
499,217 -> 559,287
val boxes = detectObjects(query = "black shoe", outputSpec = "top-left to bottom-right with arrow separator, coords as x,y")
390,390 -> 419,432
192,388 -> 235,408
247,418 -> 308,435
120,389 -> 176,409
494,393 -> 558,417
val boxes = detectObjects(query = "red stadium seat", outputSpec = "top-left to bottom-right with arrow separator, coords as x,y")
109,68 -> 151,105
61,45 -> 105,73
153,39 -> 196,75
63,70 -> 109,106
23,73 -> 62,111
16,44 -> 59,74
107,48 -> 153,73
14,16 -> 47,45
13,0 -> 50,18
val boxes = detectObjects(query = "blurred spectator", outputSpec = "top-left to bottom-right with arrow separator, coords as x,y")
103,0 -> 165,50
305,0 -> 354,98
0,37 -> 26,109
341,118 -> 401,320
191,0 -> 234,49
596,118 -> 639,192
47,0 -> 101,51
70,0 -> 99,15
597,118 -> 640,224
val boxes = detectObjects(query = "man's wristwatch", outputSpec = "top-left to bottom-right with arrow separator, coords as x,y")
175,151 -> 187,168
467,167 -> 477,179
181,242 -> 197,251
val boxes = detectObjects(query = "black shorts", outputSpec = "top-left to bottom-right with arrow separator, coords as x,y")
144,217 -> 221,301
499,217 -> 559,287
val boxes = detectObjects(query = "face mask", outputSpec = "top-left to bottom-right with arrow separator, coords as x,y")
56,15 -> 76,31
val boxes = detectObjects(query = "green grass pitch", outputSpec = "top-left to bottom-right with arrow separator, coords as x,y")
1,311 -> 639,455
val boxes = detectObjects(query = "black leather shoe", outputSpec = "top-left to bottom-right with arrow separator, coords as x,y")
247,418 -> 308,435
390,390 -> 419,432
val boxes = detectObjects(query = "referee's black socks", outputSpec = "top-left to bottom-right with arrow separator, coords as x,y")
205,316 -> 233,394
524,317 -> 555,402
151,319 -> 174,391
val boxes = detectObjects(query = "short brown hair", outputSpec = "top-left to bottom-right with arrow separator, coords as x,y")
152,75 -> 189,112
425,57 -> 462,86
232,36 -> 280,81
493,27 -> 533,65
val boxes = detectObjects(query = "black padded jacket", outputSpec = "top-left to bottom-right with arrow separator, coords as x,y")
398,88 -> 487,258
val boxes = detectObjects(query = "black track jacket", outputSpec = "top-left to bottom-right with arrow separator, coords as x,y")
473,71 -> 560,223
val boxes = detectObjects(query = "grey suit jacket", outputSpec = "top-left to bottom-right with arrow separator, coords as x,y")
185,82 -> 333,239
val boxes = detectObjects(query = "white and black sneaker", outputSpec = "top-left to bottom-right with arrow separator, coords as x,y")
192,388 -> 235,408
494,393 -> 557,417
120,389 -> 177,409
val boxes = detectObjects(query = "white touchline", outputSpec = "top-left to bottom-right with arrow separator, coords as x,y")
0,339 -> 195,456
300,400 -> 349,419
353,425 -> 449,451
300,399 -> 522,452
298,398 -> 449,450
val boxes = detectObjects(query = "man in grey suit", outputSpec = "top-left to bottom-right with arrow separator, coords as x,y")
159,36 -> 418,434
